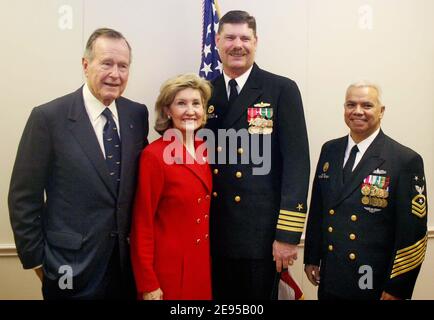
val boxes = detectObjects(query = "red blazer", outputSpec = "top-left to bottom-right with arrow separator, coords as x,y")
130,136 -> 212,300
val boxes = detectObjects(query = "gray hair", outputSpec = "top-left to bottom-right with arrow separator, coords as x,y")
346,81 -> 383,105
83,28 -> 132,62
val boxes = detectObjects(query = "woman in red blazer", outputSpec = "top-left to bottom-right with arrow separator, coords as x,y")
130,74 -> 213,300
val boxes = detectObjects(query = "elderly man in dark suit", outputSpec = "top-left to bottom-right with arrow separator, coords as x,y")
206,10 -> 310,300
8,28 -> 149,299
304,82 -> 428,300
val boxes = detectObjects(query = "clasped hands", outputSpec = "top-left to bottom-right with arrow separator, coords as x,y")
143,288 -> 163,300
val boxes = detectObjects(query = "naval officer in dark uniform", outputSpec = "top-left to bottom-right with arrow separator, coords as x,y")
304,81 -> 428,300
205,10 -> 310,300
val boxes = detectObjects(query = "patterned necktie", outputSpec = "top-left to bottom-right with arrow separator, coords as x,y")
102,108 -> 121,192
343,145 -> 359,184
228,79 -> 239,107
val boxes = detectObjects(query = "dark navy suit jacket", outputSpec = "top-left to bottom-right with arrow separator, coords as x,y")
8,87 -> 148,298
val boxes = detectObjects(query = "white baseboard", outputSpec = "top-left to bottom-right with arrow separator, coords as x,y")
1,227 -> 434,256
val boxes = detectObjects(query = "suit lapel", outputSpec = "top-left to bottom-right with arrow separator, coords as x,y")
184,161 -> 212,193
67,88 -> 117,198
328,137 -> 347,203
117,99 -> 136,199
171,139 -> 212,193
221,64 -> 263,129
212,76 -> 230,122
333,131 -> 386,207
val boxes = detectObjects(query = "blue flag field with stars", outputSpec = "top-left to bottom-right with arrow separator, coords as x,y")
199,0 -> 222,81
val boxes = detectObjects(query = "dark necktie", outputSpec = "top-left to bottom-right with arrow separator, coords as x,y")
343,145 -> 359,184
102,108 -> 121,192
228,79 -> 239,107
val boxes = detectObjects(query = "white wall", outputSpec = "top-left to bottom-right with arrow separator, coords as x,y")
0,0 -> 433,299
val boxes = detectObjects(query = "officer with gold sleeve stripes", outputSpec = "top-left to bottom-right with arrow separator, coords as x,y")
205,10 -> 310,300
304,82 -> 428,300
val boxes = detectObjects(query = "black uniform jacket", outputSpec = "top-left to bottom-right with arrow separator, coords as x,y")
206,63 -> 310,259
304,130 -> 428,299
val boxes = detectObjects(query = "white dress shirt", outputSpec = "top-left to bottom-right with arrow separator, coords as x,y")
343,128 -> 381,171
223,65 -> 254,99
82,83 -> 121,158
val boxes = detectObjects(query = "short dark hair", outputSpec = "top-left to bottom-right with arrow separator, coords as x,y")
218,10 -> 257,36
84,28 -> 132,62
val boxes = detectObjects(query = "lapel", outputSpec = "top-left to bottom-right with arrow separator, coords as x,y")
211,75 -> 230,123
67,87 -> 117,198
327,137 -> 347,203
117,98 -> 136,199
221,63 -> 263,129
184,160 -> 212,194
332,130 -> 386,207
171,138 -> 212,193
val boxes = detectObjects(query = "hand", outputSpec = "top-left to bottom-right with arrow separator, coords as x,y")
380,291 -> 400,300
143,288 -> 163,300
34,267 -> 44,282
272,240 -> 298,272
304,264 -> 320,286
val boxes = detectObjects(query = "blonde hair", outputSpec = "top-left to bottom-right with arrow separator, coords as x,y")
154,73 -> 212,135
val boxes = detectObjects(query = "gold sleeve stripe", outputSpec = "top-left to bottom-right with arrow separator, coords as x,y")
394,241 -> 427,262
277,219 -> 305,228
277,225 -> 304,233
392,247 -> 426,270
279,210 -> 306,218
278,215 -> 306,223
390,234 -> 428,279
390,254 -> 425,279
396,235 -> 428,255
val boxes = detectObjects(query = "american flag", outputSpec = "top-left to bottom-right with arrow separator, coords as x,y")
199,0 -> 222,81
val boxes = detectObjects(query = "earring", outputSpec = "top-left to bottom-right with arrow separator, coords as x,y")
167,115 -> 171,119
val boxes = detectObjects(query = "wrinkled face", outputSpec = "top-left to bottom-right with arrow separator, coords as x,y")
216,23 -> 257,77
166,88 -> 205,135
344,86 -> 385,142
82,37 -> 130,106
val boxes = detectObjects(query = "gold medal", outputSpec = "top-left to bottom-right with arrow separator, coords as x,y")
361,185 -> 371,196
383,190 -> 389,198
361,196 -> 370,205
382,199 -> 388,207
377,189 -> 384,198
370,186 -> 378,197
370,197 -> 378,207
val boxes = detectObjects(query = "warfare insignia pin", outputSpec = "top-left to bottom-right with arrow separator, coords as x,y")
254,102 -> 271,108
364,207 -> 382,214
373,168 -> 387,175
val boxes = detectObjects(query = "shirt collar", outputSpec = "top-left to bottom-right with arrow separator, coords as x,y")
347,127 -> 381,155
82,83 -> 118,122
223,65 -> 254,95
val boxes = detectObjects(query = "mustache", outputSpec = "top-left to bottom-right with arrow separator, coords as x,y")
229,49 -> 247,55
